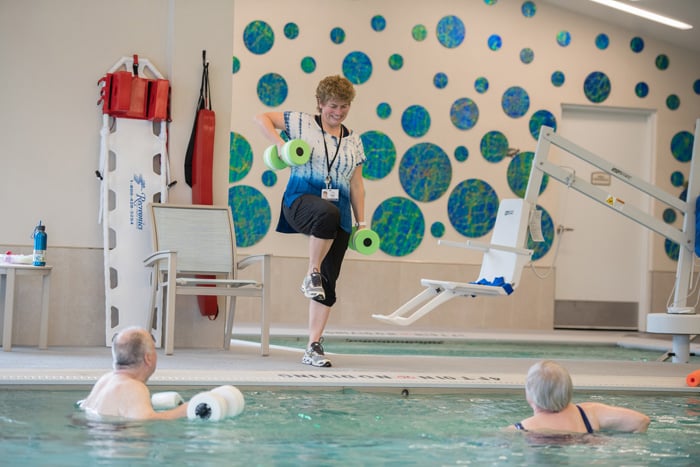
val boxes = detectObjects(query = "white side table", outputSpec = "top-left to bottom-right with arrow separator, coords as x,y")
0,264 -> 52,351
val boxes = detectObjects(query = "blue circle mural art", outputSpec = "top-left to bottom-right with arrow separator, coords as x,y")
454,146 -> 469,162
330,27 -> 345,44
520,48 -> 534,64
434,72 -> 448,89
528,205 -> 554,260
630,37 -> 644,53
232,56 -> 240,74
389,53 -> 404,70
401,105 -> 431,138
372,197 -> 425,257
529,109 -> 557,140
450,97 -> 479,130
556,31 -> 571,46
522,1 -> 537,17
480,130 -> 509,163
502,86 -> 530,118
448,179 -> 499,238
635,81 -> 649,98
300,56 -> 316,73
655,54 -> 669,70
595,33 -> 609,50
399,143 -> 452,202
342,51 -> 372,84
583,71 -> 611,103
412,24 -> 427,41
376,102 -> 391,119
436,15 -> 465,48
551,71 -> 565,87
371,15 -> 386,32
665,239 -> 680,261
475,77 -> 489,93
663,208 -> 677,224
284,22 -> 299,40
261,170 -> 277,187
671,131 -> 694,162
507,151 -> 549,198
670,171 -> 684,187
694,79 -> 700,94
488,34 -> 502,51
228,185 -> 271,247
243,20 -> 274,55
229,132 -> 253,183
666,94 -> 680,110
431,222 -> 445,238
361,130 -> 397,181
257,73 -> 288,107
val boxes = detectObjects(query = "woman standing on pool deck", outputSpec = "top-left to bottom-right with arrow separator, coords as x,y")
254,75 -> 367,368
510,360 -> 650,433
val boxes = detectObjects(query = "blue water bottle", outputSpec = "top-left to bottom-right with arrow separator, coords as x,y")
33,221 -> 47,266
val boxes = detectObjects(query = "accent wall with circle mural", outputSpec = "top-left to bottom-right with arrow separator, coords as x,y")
230,0 -> 699,264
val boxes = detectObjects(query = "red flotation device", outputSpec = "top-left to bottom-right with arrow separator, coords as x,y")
185,50 -> 218,319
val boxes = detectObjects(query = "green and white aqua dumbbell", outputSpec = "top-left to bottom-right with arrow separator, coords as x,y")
263,139 -> 311,170
348,226 -> 380,255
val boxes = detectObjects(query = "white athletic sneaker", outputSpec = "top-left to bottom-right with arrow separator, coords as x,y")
300,269 -> 325,300
302,340 -> 332,367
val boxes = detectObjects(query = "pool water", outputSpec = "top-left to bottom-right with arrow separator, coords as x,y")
1,389 -> 698,466
240,336 -> 698,362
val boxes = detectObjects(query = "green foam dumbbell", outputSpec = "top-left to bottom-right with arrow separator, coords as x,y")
349,226 -> 380,255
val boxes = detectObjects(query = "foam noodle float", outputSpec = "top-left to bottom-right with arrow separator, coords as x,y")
151,391 -> 185,410
279,139 -> 311,166
187,385 -> 245,421
263,144 -> 289,171
348,227 -> 380,255
686,369 -> 700,387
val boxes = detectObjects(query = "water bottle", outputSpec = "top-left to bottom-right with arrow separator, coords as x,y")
33,221 -> 47,266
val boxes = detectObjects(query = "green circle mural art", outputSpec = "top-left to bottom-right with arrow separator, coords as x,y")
228,185 -> 271,247
342,51 -> 372,84
399,143 -> 452,202
507,151 -> 549,198
447,179 -> 499,238
257,73 -> 288,107
583,71 -> 611,103
361,130 -> 397,181
480,130 -> 509,163
436,15 -> 465,49
229,132 -> 253,183
372,196 -> 425,257
243,20 -> 274,55
450,97 -> 479,130
671,131 -> 694,162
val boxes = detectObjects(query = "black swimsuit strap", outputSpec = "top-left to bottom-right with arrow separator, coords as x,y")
576,405 -> 594,434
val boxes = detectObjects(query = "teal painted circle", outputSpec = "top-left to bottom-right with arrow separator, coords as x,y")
670,171 -> 684,187
655,54 -> 669,70
376,102 -> 391,119
401,105 -> 431,138
284,22 -> 299,40
243,20 -> 274,55
480,131 -> 509,163
595,33 -> 609,50
583,71 -> 611,103
484,0 -> 497,4
399,143 -> 452,202
300,56 -> 316,73
475,77 -> 489,93
436,15 -> 465,49
228,185 -> 271,247
522,1 -> 536,17
520,48 -> 534,64
454,146 -> 469,162
372,197 -> 425,257
694,79 -> 700,94
635,82 -> 649,98
671,131 -> 694,162
666,94 -> 680,110
529,109 -> 557,140
257,73 -> 288,107
361,130 -> 396,181
528,205 -> 554,261
507,151 -> 548,198
450,97 -> 479,130
342,51 -> 372,84
330,27 -> 345,44
665,239 -> 680,261
371,15 -> 386,32
232,56 -> 240,74
388,54 -> 404,70
663,208 -> 677,224
434,72 -> 448,89
229,132 -> 252,183
630,37 -> 644,53
412,24 -> 427,41
502,86 -> 530,118
261,170 -> 277,187
556,31 -> 571,47
551,71 -> 565,87
447,179 -> 498,238
431,222 -> 446,238
488,34 -> 502,51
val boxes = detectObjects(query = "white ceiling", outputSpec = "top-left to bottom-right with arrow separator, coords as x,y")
540,0 -> 700,54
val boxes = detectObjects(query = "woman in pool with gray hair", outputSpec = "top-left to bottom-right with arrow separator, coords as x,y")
509,360 -> 650,434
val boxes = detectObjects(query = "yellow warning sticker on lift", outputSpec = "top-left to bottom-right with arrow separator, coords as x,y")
605,195 -> 625,210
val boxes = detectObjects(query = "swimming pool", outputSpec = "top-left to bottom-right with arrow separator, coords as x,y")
238,335 -> 700,362
1,388 -> 698,465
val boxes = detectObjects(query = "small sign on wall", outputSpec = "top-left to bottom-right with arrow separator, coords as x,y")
591,171 -> 611,186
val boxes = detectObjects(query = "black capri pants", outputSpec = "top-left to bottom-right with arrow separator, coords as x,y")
283,194 -> 350,307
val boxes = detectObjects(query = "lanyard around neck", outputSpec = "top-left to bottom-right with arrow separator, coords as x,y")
319,116 -> 344,185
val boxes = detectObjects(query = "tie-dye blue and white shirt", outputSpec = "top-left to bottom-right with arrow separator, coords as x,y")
278,111 -> 365,234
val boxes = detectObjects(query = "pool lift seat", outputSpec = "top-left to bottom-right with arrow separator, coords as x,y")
372,198 -> 534,326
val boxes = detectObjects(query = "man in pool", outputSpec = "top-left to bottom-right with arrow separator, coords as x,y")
81,326 -> 188,420
509,360 -> 650,434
